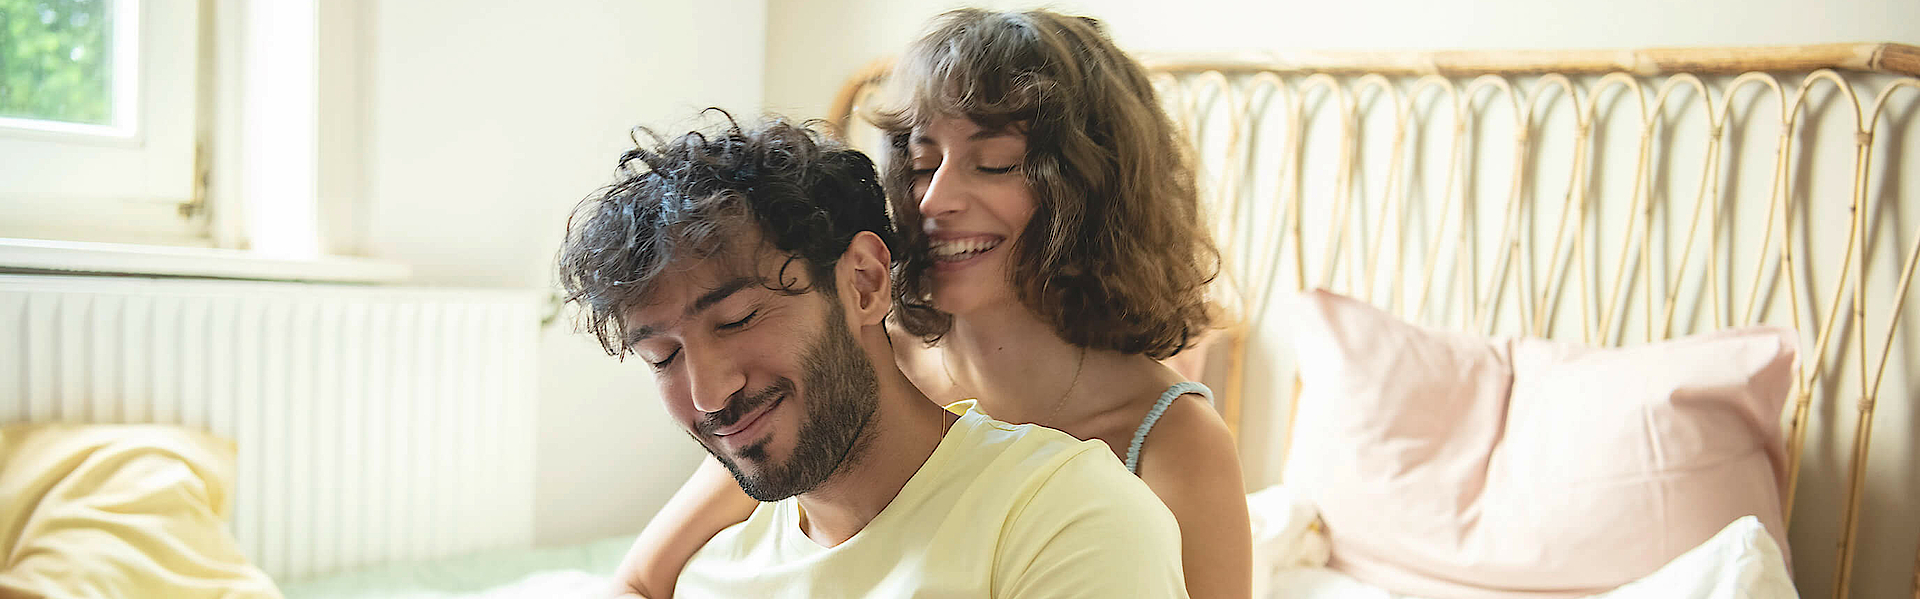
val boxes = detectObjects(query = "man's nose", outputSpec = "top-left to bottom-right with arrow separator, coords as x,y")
685,346 -> 745,415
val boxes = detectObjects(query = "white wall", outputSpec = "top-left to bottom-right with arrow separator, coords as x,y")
766,0 -> 1920,120
345,0 -> 766,547
762,2 -> 1919,598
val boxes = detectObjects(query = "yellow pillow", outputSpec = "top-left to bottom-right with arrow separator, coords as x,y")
0,424 -> 282,599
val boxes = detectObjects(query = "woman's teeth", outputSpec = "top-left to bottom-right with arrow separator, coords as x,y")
930,238 -> 1001,262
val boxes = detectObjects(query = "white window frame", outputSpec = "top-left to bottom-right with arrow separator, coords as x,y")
0,0 -> 406,283
0,0 -> 205,246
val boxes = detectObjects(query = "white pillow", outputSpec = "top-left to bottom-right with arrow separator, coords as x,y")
1262,515 -> 1797,599
1583,516 -> 1796,599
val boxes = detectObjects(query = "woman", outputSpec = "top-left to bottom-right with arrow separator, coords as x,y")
613,9 -> 1251,599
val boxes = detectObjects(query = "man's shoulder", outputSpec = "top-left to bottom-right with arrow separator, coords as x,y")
946,403 -> 1121,483
971,417 -> 1189,598
943,406 -> 1175,530
1015,442 -> 1177,524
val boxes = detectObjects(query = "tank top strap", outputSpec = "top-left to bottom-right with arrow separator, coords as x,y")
1124,381 -> 1213,474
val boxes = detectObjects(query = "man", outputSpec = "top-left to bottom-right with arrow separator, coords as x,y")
555,114 -> 1188,598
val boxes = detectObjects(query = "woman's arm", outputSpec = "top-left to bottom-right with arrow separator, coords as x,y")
1135,395 -> 1255,599
607,455 -> 760,599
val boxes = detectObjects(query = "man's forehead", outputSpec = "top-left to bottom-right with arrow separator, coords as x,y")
629,253 -> 762,313
620,243 -> 813,344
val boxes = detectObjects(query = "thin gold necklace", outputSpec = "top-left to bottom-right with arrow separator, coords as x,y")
942,345 -> 1087,427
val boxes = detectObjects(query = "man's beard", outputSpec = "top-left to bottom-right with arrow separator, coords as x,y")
695,302 -> 879,502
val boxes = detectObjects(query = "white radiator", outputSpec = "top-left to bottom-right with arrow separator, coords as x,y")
0,274 -> 542,582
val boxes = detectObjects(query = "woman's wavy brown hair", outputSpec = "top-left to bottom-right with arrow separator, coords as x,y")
870,8 -> 1219,360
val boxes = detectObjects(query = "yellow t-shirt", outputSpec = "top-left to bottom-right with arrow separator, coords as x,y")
675,400 -> 1189,598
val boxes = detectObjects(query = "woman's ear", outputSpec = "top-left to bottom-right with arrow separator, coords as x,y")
836,231 -> 894,327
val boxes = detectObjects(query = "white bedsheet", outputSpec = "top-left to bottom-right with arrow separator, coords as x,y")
413,571 -> 608,599
278,534 -> 631,599
1248,483 -> 1798,599
287,570 -> 609,599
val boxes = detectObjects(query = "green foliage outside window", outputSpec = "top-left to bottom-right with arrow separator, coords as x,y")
0,0 -> 114,126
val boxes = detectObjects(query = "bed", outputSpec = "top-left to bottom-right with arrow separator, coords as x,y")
828,42 -> 1920,599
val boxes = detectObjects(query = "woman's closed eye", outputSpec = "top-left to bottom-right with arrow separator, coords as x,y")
908,163 -> 1019,177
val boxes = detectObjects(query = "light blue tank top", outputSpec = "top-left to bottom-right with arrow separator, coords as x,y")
1124,381 -> 1213,474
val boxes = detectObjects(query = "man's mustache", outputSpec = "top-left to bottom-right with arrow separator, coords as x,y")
697,378 -> 795,435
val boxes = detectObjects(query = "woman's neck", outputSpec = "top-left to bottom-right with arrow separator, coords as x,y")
937,305 -> 1145,426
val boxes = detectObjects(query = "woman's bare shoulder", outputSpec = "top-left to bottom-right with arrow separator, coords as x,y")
1134,392 -> 1252,599
1135,392 -> 1244,499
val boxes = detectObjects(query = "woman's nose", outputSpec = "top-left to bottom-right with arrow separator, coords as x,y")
917,165 -> 968,218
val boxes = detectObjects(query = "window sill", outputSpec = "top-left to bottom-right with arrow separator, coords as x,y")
0,238 -> 411,284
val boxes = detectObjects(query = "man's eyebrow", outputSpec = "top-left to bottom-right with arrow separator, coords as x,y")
623,325 -> 659,350
689,277 -> 758,315
622,276 -> 760,349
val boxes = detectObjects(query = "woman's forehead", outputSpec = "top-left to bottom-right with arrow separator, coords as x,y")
906,120 -> 1029,153
912,116 -> 1029,143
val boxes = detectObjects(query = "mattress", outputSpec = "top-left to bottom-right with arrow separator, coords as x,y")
278,535 -> 634,599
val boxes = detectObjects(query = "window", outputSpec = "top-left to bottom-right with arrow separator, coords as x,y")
0,0 -> 203,246
0,0 -> 130,133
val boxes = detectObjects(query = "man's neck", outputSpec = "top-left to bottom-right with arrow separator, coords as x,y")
790,347 -> 956,548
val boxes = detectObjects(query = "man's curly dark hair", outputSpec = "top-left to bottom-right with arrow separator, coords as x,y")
556,110 -> 898,356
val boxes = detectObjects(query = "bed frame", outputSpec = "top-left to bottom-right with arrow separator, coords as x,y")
833,43 -> 1920,599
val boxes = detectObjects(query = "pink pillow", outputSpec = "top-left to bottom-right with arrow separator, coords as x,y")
1282,289 -> 1794,598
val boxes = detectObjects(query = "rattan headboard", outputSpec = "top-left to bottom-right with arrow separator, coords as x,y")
830,43 -> 1920,599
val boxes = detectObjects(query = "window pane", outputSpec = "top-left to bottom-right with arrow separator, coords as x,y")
0,0 -> 118,126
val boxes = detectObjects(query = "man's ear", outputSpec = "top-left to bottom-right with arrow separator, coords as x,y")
835,231 -> 893,327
